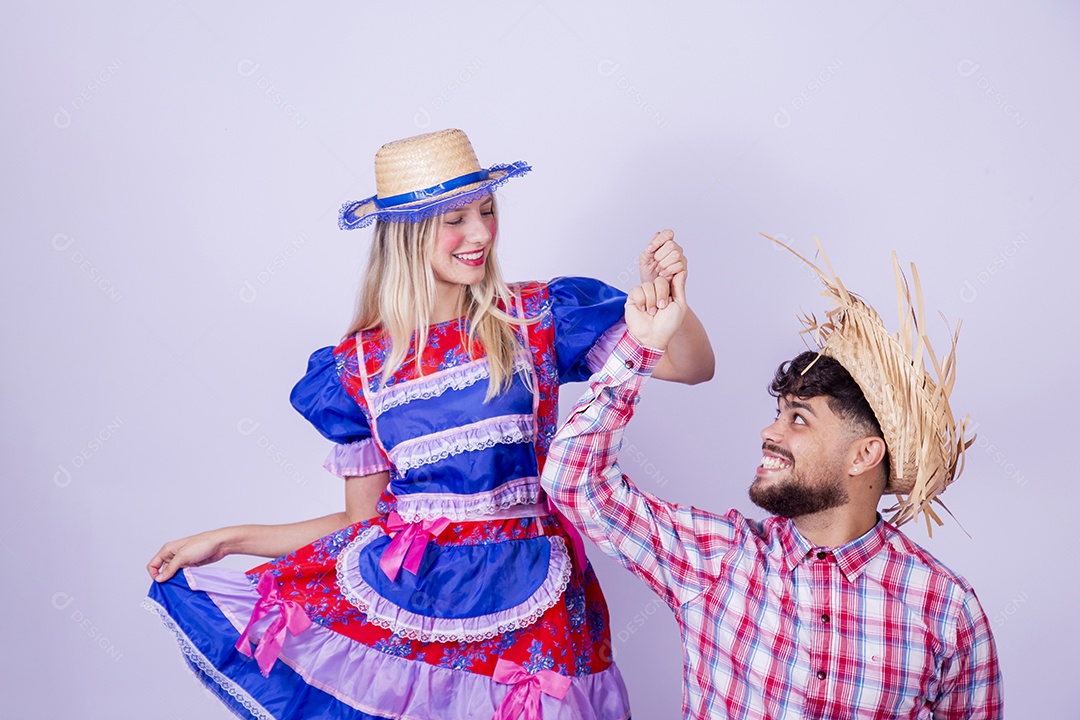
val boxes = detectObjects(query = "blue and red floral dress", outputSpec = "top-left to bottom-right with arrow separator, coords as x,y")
146,277 -> 632,720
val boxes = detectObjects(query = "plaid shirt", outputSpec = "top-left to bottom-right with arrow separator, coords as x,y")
542,332 -> 1002,719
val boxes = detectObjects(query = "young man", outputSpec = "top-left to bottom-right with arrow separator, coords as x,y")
542,254 -> 1002,719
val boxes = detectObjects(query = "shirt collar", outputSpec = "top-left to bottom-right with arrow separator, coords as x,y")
780,515 -> 889,582
779,519 -> 813,573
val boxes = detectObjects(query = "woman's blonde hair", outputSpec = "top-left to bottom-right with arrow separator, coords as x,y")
344,198 -> 527,399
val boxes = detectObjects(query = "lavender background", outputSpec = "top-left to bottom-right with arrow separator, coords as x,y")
4,2 -> 1076,717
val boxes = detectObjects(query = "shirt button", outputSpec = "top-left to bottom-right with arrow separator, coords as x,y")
816,551 -> 827,560
625,360 -> 635,369
816,670 -> 827,680
820,613 -> 830,624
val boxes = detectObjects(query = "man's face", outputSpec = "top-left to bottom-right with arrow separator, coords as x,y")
750,394 -> 854,518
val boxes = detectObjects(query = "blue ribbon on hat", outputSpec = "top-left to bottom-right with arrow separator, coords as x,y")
339,161 -> 530,230
373,170 -> 491,209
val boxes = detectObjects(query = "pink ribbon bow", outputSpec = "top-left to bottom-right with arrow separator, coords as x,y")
492,658 -> 572,720
378,511 -> 451,582
234,571 -> 313,676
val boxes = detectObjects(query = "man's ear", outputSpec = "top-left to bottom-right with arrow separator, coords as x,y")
848,436 -> 888,479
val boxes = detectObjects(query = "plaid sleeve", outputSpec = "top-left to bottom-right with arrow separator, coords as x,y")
542,330 -> 736,610
933,589 -> 1003,719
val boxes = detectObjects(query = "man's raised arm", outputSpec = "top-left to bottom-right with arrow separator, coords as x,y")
542,272 -> 734,608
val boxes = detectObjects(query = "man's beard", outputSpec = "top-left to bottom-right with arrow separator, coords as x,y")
749,447 -> 848,518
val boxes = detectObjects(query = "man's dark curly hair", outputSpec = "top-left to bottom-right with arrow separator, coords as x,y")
769,352 -> 887,451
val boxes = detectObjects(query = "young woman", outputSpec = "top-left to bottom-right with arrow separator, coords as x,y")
146,128 -> 713,720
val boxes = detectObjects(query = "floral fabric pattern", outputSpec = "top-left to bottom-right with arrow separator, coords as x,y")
246,281 -> 616,680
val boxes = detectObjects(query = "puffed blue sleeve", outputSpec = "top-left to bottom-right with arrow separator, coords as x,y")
290,346 -> 390,478
549,276 -> 628,384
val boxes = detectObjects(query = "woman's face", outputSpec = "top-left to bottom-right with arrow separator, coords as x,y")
430,195 -> 497,292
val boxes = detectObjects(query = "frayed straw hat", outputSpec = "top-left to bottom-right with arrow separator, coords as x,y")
767,235 -> 974,534
339,129 -> 530,230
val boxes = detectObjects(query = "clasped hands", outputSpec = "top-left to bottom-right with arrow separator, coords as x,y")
628,229 -> 689,350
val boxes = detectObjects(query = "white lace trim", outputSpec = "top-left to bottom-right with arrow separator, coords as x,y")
370,355 -> 533,418
335,528 -> 572,644
143,597 -> 273,720
392,477 -> 542,523
389,414 -> 534,472
322,438 -> 390,479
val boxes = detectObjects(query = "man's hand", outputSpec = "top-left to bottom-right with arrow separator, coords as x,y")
625,271 -> 687,350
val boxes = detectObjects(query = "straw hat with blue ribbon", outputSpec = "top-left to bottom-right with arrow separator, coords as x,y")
339,129 -> 531,230
766,235 -> 975,534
